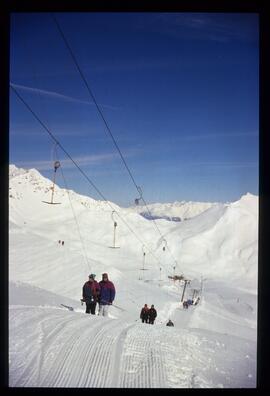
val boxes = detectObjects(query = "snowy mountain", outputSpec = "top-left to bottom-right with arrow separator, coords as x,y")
128,200 -> 219,222
9,164 -> 258,388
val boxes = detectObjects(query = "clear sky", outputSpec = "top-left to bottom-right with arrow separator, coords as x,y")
10,12 -> 259,207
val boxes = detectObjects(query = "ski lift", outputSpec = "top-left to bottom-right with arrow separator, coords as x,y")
162,238 -> 168,251
109,210 -> 120,248
180,278 -> 191,302
140,245 -> 148,270
158,267 -> 163,286
42,160 -> 62,204
134,186 -> 143,206
139,245 -> 149,280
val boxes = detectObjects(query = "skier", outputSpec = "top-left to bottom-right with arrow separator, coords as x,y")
148,304 -> 157,325
166,319 -> 174,327
82,274 -> 100,315
62,241 -> 65,246
98,273 -> 116,317
140,304 -> 149,323
187,299 -> 193,306
183,301 -> 189,309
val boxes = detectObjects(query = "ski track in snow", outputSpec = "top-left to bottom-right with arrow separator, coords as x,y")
9,300 -> 256,388
9,167 -> 258,388
9,306 -> 201,388
119,325 -> 167,388
10,306 -> 138,387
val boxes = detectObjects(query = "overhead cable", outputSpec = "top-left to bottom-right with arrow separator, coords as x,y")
56,147 -> 92,272
10,85 -> 164,271
51,13 -> 180,273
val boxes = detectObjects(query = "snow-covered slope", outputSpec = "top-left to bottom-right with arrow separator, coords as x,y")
127,200 -> 219,221
9,165 -> 258,388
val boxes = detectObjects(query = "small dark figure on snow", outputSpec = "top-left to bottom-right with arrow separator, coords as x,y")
58,240 -> 61,244
148,304 -> 157,325
166,319 -> 174,327
82,274 -> 101,314
183,301 -> 189,309
140,304 -> 149,323
62,241 -> 65,246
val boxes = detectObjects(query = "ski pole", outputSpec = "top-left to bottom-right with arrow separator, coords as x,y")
112,303 -> 126,312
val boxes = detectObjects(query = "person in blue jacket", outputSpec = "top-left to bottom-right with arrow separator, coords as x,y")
98,273 -> 116,317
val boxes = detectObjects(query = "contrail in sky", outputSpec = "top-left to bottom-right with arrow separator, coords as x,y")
15,153 -> 120,171
10,82 -> 117,110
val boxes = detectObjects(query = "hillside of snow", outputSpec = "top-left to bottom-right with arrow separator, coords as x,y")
128,200 -> 219,222
9,165 -> 258,388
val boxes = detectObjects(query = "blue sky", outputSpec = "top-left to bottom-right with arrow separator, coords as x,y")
10,12 -> 259,206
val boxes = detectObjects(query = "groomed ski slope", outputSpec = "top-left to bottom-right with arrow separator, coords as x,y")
9,166 -> 258,388
9,289 -> 256,388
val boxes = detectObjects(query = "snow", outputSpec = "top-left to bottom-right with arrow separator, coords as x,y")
129,200 -> 219,221
9,165 -> 258,388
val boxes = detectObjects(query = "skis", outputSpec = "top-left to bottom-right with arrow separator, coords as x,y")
111,303 -> 126,312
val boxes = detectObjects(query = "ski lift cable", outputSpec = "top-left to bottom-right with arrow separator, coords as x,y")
51,13 -> 138,191
140,196 -> 180,271
56,151 -> 92,273
51,142 -> 59,163
51,13 -> 181,275
10,85 -> 107,201
22,40 -> 165,274
10,85 -> 164,272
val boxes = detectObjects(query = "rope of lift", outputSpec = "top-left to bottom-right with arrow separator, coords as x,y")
51,13 -> 182,277
54,147 -> 92,273
10,85 -> 167,275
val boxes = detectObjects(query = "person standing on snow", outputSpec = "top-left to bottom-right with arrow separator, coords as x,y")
166,319 -> 174,327
140,304 -> 149,323
82,274 -> 100,315
148,304 -> 157,324
98,273 -> 116,317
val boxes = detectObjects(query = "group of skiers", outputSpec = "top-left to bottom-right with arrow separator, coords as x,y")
82,272 -> 200,321
140,304 -> 175,327
82,273 -> 115,317
58,240 -> 65,246
140,303 -> 157,324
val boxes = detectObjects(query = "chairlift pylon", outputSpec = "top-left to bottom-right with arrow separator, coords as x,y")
162,238 -> 168,251
42,160 -> 62,205
139,245 -> 149,280
109,210 -> 120,248
140,246 -> 148,270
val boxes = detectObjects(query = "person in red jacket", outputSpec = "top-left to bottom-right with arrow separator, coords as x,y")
140,304 -> 149,323
82,274 -> 100,314
98,273 -> 116,317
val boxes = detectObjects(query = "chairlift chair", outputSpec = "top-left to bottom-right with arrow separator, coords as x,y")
134,186 -> 143,206
42,160 -> 62,204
